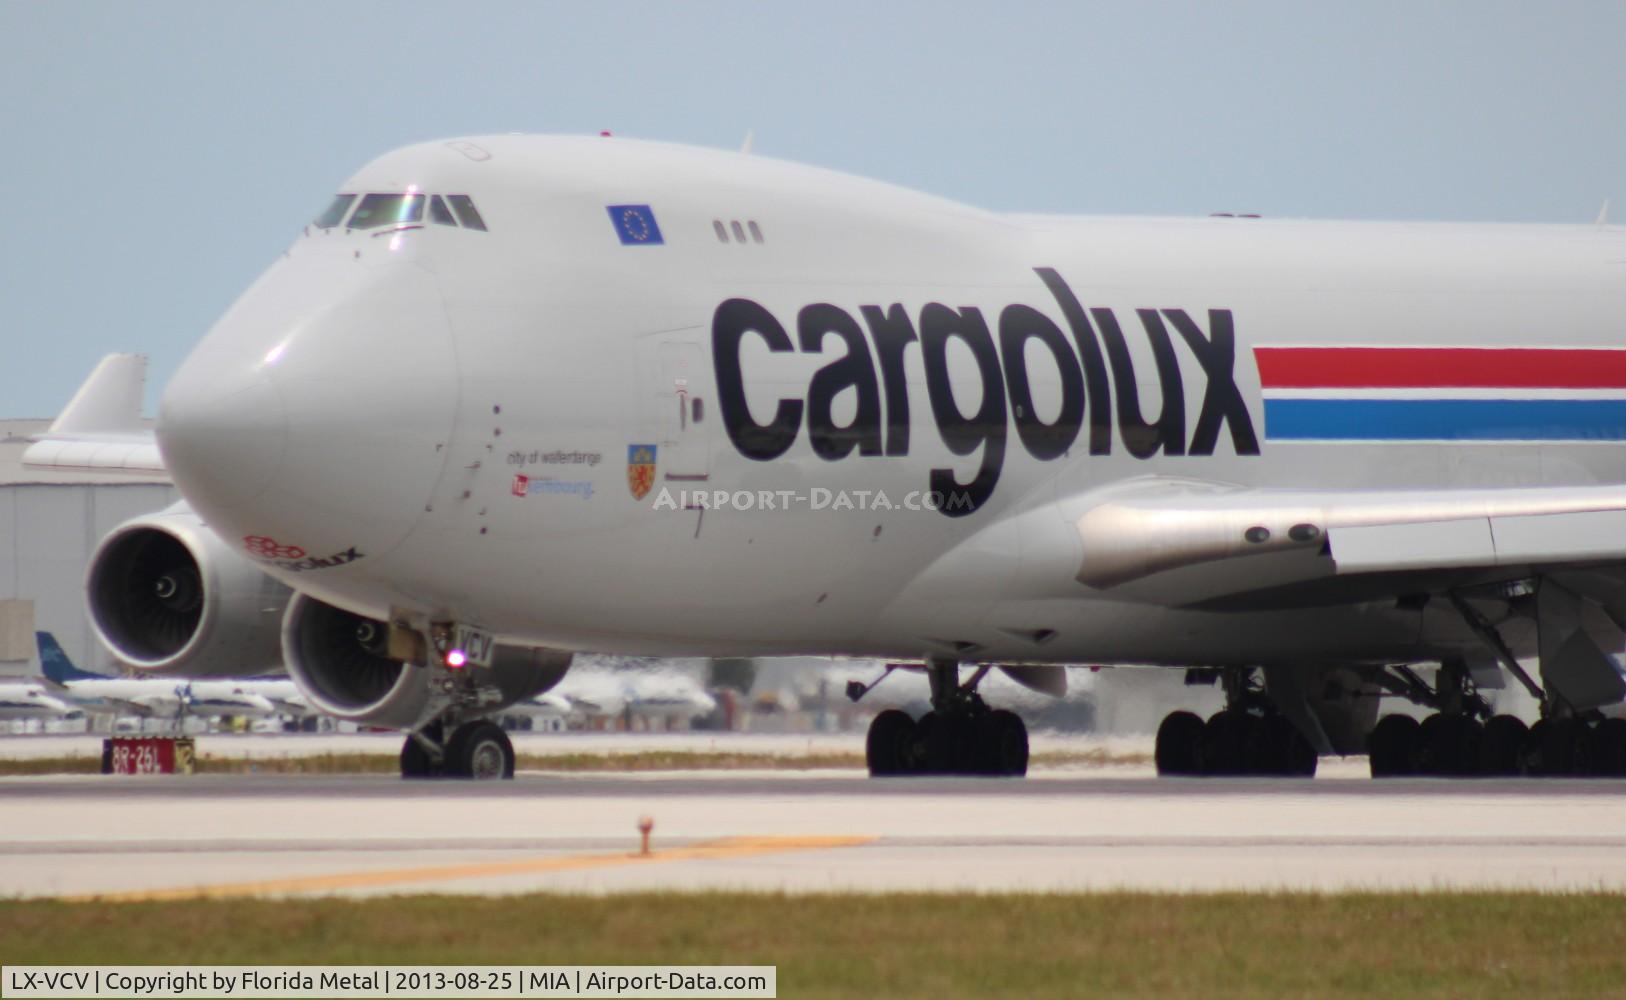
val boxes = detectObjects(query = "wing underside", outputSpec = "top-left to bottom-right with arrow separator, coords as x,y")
1067,477 -> 1626,710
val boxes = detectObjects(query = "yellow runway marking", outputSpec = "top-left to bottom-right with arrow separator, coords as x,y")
63,836 -> 876,903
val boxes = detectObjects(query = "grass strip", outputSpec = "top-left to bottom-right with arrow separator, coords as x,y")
2,892 -> 1621,997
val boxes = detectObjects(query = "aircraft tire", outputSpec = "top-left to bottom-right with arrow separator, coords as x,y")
1477,715 -> 1527,776
977,710 -> 1029,777
865,709 -> 917,777
1584,718 -> 1626,777
1199,710 -> 1252,776
1416,713 -> 1481,777
1287,721 -> 1319,777
1524,718 -> 1584,777
1155,711 -> 1204,776
445,719 -> 515,780
400,737 -> 435,778
399,722 -> 444,779
1263,714 -> 1319,777
1413,713 -> 1442,774
923,711 -> 976,775
1368,714 -> 1420,778
1243,714 -> 1293,775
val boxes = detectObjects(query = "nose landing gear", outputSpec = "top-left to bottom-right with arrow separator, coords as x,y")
858,659 -> 1030,777
400,718 -> 516,779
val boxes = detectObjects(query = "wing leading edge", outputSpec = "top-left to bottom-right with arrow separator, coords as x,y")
1073,477 -> 1626,594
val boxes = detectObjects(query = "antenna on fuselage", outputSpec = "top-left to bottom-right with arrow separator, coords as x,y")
1596,198 -> 1611,226
740,129 -> 755,155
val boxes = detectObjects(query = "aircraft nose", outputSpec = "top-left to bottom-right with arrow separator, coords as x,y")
159,261 -> 458,569
158,365 -> 287,514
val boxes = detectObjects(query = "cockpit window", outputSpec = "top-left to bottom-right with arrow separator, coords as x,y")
446,194 -> 488,231
429,195 -> 457,227
307,191 -> 485,234
314,194 -> 357,229
348,193 -> 426,230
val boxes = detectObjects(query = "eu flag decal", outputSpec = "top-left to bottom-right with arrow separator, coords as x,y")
607,204 -> 664,246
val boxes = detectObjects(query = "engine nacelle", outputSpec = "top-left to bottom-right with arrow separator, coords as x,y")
87,502 -> 291,676
281,593 -> 572,729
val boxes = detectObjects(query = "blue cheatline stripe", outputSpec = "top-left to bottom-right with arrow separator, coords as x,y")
1263,398 -> 1626,441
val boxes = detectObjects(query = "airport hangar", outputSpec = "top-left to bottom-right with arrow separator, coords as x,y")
0,419 -> 173,679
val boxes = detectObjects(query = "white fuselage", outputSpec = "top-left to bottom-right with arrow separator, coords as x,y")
50,678 -> 279,719
156,135 -> 1626,671
0,685 -> 77,720
510,670 -> 716,723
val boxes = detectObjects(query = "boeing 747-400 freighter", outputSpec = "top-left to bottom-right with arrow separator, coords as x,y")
47,134 -> 1626,780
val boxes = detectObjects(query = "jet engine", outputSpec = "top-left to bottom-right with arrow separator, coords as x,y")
87,502 -> 291,676
281,592 -> 572,729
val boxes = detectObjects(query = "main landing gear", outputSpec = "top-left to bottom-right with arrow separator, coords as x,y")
1366,660 -> 1626,778
400,718 -> 517,780
856,660 -> 1030,777
1154,667 -> 1317,777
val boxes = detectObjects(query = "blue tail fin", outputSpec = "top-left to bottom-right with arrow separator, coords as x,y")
36,632 -> 101,683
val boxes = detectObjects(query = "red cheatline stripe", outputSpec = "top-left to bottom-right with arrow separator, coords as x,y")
1254,347 -> 1626,389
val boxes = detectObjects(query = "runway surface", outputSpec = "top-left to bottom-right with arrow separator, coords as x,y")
6,768 -> 1626,898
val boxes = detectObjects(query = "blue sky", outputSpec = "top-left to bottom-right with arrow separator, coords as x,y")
3,1 -> 1624,418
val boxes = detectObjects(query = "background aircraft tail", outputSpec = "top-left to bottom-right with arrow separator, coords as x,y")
21,353 -> 165,473
46,353 -> 147,437
36,632 -> 103,684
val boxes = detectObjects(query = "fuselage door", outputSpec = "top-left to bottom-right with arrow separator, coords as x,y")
657,341 -> 711,484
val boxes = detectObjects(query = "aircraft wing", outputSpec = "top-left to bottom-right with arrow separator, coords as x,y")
1070,477 -> 1626,606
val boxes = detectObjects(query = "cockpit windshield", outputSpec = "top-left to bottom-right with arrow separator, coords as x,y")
446,195 -> 487,231
348,193 -> 426,230
311,191 -> 489,232
313,194 -> 357,229
428,195 -> 456,226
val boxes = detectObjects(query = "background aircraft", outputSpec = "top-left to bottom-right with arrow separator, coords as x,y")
37,632 -> 278,724
0,682 -> 78,723
501,665 -> 716,728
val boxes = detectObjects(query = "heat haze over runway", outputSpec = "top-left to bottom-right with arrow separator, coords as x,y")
6,768 -> 1626,899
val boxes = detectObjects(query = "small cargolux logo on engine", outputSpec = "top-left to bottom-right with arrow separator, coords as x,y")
243,535 -> 306,560
243,535 -> 364,573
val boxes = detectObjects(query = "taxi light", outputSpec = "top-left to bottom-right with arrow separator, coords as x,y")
445,649 -> 468,669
